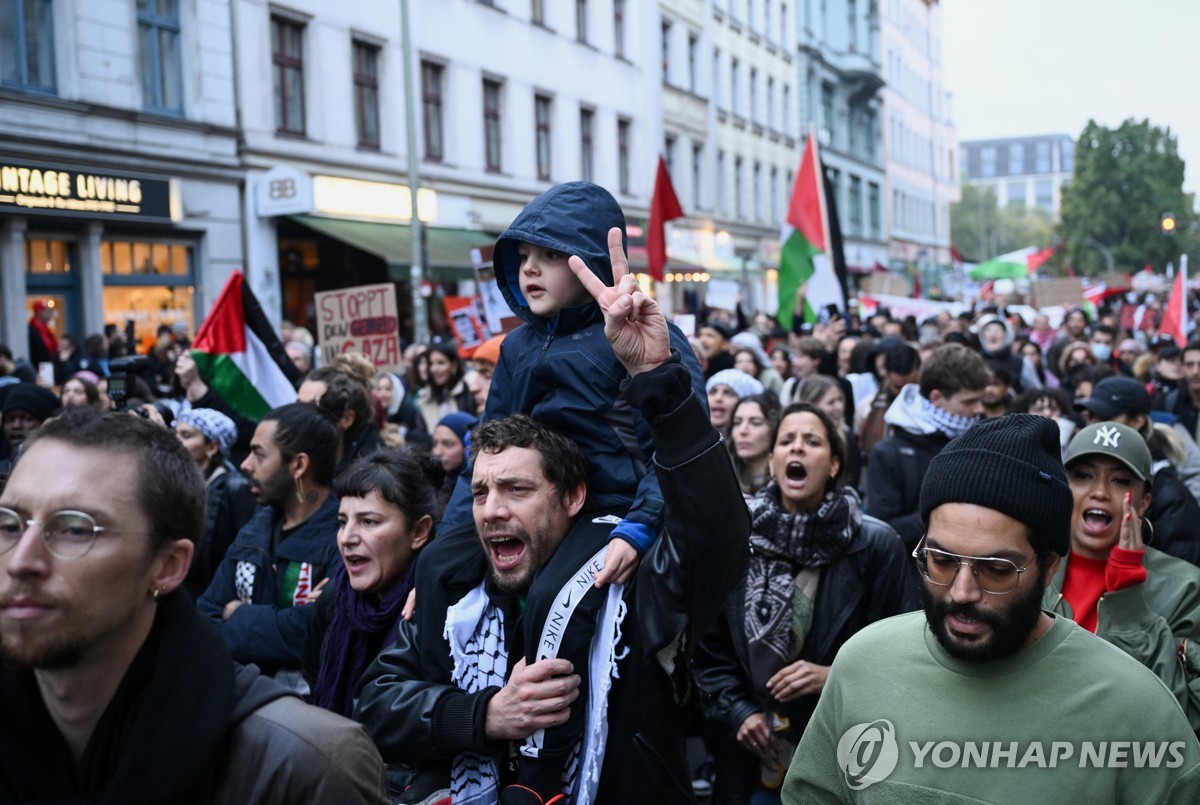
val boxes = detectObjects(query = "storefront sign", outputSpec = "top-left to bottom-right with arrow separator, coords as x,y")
314,283 -> 401,372
0,159 -> 180,222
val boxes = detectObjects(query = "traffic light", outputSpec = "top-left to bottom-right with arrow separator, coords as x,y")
1162,211 -> 1177,235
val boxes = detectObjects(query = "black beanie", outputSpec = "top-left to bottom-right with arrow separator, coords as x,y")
919,414 -> 1072,557
2,383 -> 61,422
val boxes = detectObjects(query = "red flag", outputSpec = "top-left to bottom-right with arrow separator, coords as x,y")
1026,246 -> 1057,273
1160,261 -> 1189,347
646,155 -> 684,281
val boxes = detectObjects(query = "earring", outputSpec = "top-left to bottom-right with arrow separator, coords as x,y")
151,587 -> 161,601
1143,518 -> 1156,546
295,476 -> 305,504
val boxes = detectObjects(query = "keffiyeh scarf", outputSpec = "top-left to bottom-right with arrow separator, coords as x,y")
743,484 -> 862,693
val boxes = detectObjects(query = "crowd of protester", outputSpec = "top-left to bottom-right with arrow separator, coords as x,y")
4,181 -> 1200,803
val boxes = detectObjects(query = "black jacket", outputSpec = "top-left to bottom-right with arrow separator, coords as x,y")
185,463 -> 257,601
353,358 -> 750,802
1147,458 -> 1200,567
695,515 -> 917,733
197,495 -> 341,671
866,428 -> 951,550
1160,388 -> 1200,445
693,515 -> 917,799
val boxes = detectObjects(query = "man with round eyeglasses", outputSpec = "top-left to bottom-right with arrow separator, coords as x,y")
783,414 -> 1200,803
0,407 -> 387,802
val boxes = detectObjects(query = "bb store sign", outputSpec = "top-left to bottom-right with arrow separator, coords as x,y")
0,158 -> 181,223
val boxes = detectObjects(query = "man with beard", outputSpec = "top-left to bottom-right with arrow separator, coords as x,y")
198,402 -> 341,685
355,250 -> 749,805
782,415 -> 1200,803
0,408 -> 386,802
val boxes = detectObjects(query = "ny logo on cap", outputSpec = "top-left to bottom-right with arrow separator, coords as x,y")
1094,425 -> 1121,448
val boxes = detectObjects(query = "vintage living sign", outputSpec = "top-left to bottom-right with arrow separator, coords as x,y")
0,158 -> 181,223
314,283 -> 402,372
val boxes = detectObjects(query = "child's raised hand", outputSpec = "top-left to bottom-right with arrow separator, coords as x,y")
569,227 -> 670,377
595,538 -> 640,587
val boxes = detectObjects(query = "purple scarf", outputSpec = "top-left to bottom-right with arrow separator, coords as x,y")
313,558 -> 417,717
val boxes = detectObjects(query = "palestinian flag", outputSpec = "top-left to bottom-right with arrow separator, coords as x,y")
779,133 -> 846,330
191,272 -> 300,419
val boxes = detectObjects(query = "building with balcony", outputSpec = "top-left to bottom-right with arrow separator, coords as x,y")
881,0 -> 958,279
794,0 -> 887,275
960,133 -> 1075,215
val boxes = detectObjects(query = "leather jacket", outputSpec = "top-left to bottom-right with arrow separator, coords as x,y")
354,358 -> 750,802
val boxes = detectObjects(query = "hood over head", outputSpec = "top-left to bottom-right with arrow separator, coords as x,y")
494,181 -> 625,331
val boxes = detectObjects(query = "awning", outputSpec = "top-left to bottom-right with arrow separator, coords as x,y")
289,214 -> 496,280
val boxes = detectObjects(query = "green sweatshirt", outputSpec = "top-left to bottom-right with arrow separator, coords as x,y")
783,612 -> 1200,804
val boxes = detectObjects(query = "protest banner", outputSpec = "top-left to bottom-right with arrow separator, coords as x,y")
314,282 -> 401,372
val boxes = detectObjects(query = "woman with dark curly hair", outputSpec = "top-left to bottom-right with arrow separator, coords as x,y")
695,402 -> 915,804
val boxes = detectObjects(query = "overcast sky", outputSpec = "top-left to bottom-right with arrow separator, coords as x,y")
942,0 -> 1200,195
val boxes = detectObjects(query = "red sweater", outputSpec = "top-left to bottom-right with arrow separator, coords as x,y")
1061,547 -> 1147,633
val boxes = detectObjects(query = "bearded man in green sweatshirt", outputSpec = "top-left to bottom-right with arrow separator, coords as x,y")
783,414 -> 1200,804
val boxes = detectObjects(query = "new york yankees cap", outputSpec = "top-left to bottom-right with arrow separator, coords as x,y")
1064,422 -> 1153,482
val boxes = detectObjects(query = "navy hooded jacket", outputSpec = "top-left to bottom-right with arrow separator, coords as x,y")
440,182 -> 706,542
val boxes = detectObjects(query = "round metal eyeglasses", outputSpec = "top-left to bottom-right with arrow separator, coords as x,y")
0,507 -> 118,560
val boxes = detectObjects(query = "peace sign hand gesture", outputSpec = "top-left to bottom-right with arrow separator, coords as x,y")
568,227 -> 670,377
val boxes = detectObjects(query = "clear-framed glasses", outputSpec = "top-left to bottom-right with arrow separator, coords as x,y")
0,507 -> 118,560
911,535 -> 1032,595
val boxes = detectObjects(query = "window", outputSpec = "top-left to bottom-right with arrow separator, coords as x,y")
753,161 -> 762,221
352,41 -> 381,148
661,19 -> 671,84
687,33 -> 698,93
713,48 -> 721,108
862,108 -> 875,160
848,0 -> 857,50
1008,143 -> 1024,175
532,0 -> 544,25
848,176 -> 862,235
576,0 -> 588,43
138,0 -> 182,113
766,76 -> 775,129
731,58 -> 740,115
0,0 -> 55,92
421,61 -> 444,161
821,82 -> 834,139
765,1 -> 772,43
749,68 -> 758,123
692,143 -> 703,210
617,118 -> 631,193
1062,141 -> 1074,172
980,146 -> 997,177
665,135 -> 677,178
613,0 -> 625,57
1035,180 -> 1053,211
782,84 -> 790,136
1035,141 -> 1051,173
580,108 -> 595,182
535,94 -> 552,180
735,157 -> 744,218
271,16 -> 305,135
780,3 -> 788,50
483,79 -> 502,171
717,150 -> 727,217
1006,181 -> 1025,207
770,166 -> 778,223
